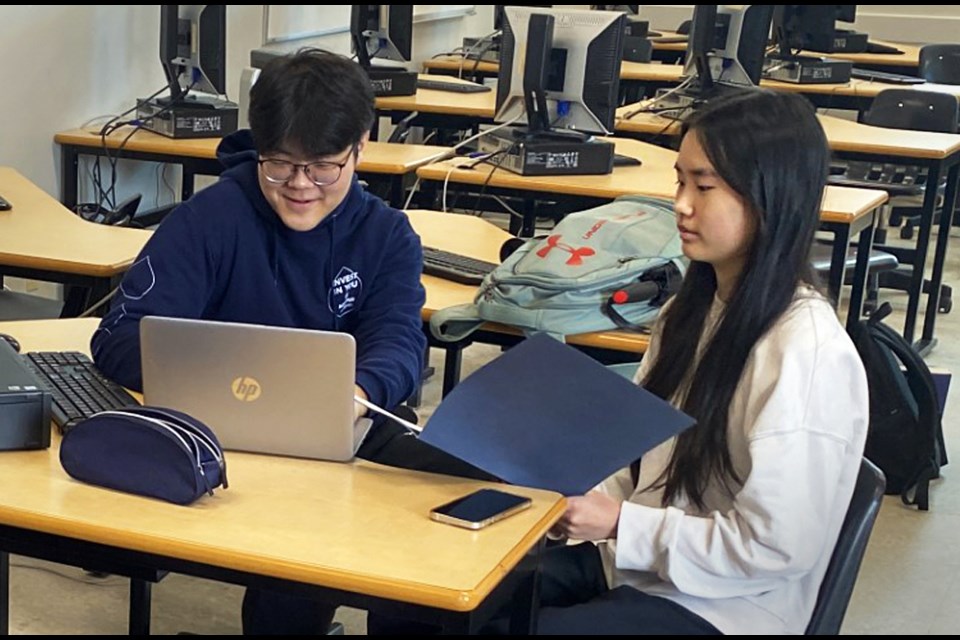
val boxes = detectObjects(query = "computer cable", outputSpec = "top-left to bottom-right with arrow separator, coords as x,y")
95,82 -> 198,216
77,286 -> 119,319
620,74 -> 696,120
471,139 -> 519,217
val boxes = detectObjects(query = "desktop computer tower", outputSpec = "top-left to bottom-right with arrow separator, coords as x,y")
136,97 -> 239,139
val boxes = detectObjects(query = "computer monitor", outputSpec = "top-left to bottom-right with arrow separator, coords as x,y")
495,6 -> 626,136
682,5 -> 774,91
773,5 -> 862,56
350,5 -> 413,69
590,5 -> 639,14
494,5 -> 553,32
159,5 -> 228,103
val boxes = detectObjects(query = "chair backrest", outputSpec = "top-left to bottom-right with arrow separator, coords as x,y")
805,457 -> 886,635
676,19 -> 692,35
864,89 -> 960,134
919,44 -> 960,85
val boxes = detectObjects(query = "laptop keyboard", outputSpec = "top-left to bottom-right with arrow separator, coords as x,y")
21,352 -> 139,432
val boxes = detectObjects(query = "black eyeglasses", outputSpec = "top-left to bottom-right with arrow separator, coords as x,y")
258,144 -> 358,186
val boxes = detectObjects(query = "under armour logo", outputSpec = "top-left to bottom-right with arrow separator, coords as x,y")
536,235 -> 596,266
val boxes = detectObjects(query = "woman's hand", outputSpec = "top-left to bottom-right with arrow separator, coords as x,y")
554,492 -> 622,541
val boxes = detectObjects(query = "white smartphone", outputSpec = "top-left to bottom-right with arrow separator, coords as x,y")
429,488 -> 533,530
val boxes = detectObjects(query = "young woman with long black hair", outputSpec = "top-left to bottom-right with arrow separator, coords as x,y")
523,89 -> 870,635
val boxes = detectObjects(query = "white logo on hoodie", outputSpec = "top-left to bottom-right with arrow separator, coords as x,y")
329,266 -> 363,317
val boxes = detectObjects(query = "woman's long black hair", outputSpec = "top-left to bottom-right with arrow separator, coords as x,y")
642,90 -> 830,509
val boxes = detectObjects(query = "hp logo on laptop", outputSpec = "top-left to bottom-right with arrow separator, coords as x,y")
232,377 -> 262,402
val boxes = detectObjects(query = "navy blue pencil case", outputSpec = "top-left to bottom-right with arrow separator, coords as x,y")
60,406 -> 228,506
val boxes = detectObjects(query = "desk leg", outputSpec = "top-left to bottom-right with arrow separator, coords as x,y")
904,163 -> 942,345
442,345 -> 465,398
508,537 -> 544,635
0,552 -> 8,635
182,170 -> 196,202
60,144 -> 80,210
918,162 -> 960,352
846,211 -> 876,331
827,225 -> 851,309
129,579 -> 151,635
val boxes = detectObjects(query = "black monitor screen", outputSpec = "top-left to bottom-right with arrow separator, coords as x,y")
350,5 -> 413,66
836,5 -> 857,23
495,7 -> 625,135
159,5 -> 227,100
775,5 -> 847,54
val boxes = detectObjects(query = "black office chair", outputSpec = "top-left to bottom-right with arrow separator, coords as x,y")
676,19 -> 692,35
829,89 -> 959,312
919,44 -> 960,85
0,288 -> 63,321
809,242 -> 898,314
623,36 -> 653,63
805,458 -> 885,635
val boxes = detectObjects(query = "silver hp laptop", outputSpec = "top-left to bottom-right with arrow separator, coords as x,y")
140,317 -> 372,461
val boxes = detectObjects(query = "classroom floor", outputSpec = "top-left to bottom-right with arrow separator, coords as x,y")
7,214 -> 960,635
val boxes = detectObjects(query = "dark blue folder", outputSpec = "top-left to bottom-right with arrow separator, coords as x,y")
419,334 -> 696,496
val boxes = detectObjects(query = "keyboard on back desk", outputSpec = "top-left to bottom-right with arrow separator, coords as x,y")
22,351 -> 138,432
416,79 -> 492,93
850,68 -> 924,85
422,246 -> 499,286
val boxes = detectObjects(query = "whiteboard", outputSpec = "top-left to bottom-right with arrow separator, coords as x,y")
265,5 -> 475,44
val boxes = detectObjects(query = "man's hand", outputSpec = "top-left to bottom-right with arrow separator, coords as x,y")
354,385 -> 368,422
553,492 -> 622,541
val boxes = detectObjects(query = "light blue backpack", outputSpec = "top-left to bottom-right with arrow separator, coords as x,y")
429,195 -> 686,342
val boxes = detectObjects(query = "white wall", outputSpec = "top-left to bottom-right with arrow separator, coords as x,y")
638,5 -> 960,44
0,4 -> 492,210
0,5 -> 262,209
5,4 -> 951,210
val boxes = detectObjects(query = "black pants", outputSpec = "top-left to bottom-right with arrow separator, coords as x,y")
241,414 -> 496,635
526,543 -> 722,635
365,541 -> 722,635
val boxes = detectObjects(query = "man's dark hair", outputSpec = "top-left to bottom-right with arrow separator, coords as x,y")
249,48 -> 375,158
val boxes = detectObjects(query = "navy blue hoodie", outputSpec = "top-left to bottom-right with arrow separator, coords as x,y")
92,131 -> 426,410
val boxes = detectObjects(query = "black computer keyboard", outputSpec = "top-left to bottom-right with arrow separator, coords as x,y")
829,161 -> 928,196
850,68 -> 925,85
422,246 -> 499,286
21,351 -> 138,432
865,41 -> 905,55
417,78 -> 492,93
614,153 -> 642,167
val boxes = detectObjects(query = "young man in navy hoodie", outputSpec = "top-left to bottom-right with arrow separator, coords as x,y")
91,49 -> 490,635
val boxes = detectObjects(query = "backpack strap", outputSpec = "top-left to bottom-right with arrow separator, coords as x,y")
868,303 -> 942,510
428,303 -> 487,342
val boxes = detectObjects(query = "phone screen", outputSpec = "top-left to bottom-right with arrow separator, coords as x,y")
432,489 -> 531,524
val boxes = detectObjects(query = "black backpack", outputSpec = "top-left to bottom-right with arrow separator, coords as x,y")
848,302 -> 947,510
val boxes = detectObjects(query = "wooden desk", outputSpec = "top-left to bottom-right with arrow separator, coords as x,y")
0,167 -> 150,316
414,138 -> 888,331
54,127 -> 453,212
618,61 -> 916,112
615,110 -> 960,350
0,319 -> 564,634
375,74 -> 498,119
422,55 -> 499,81
648,32 -> 921,72
406,210 -> 651,395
